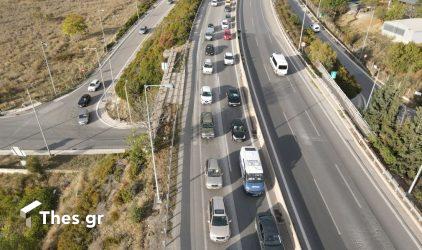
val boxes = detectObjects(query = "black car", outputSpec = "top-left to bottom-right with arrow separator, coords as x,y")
255,212 -> 284,250
205,44 -> 215,56
78,94 -> 91,107
231,119 -> 246,142
224,5 -> 231,13
139,26 -> 148,34
227,88 -> 241,106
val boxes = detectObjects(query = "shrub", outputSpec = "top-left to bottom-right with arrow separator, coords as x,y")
335,65 -> 362,98
384,1 -> 406,21
384,42 -> 422,75
308,38 -> 337,70
57,224 -> 92,250
61,14 -> 87,36
26,156 -> 44,175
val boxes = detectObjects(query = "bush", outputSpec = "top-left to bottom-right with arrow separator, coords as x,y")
384,42 -> 422,75
130,202 -> 153,223
308,38 -> 337,70
335,65 -> 362,98
26,156 -> 44,175
384,1 -> 406,21
61,14 -> 87,36
57,224 -> 92,250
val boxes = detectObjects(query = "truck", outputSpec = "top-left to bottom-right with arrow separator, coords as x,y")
239,146 -> 265,196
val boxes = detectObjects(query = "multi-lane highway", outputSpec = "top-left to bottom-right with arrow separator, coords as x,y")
0,0 -> 173,153
239,0 -> 421,249
179,1 -> 274,249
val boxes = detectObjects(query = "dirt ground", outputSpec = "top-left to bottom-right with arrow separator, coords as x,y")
0,0 -> 141,110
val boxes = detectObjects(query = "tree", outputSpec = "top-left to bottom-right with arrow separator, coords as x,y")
384,42 -> 422,75
385,1 -> 406,20
321,0 -> 349,19
26,156 -> 44,175
61,14 -> 88,36
308,38 -> 337,70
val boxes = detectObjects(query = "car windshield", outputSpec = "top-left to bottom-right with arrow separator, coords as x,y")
208,167 -> 222,177
212,215 -> 228,226
204,63 -> 212,68
265,234 -> 282,246
202,91 -> 212,96
79,114 -> 87,119
226,55 -> 234,59
246,173 -> 263,182
90,83 -> 96,86
233,125 -> 245,132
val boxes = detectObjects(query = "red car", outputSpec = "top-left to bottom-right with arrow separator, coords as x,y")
224,29 -> 231,40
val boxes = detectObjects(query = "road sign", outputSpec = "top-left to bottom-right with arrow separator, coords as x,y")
11,146 -> 26,157
331,71 -> 337,79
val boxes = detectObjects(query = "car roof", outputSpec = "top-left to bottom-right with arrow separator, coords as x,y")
204,59 -> 212,64
257,212 -> 279,234
211,196 -> 225,212
208,158 -> 219,169
206,44 -> 213,47
81,94 -> 90,98
225,52 -> 233,56
79,109 -> 88,115
90,79 -> 99,83
225,29 -> 230,33
202,86 -> 211,92
201,111 -> 213,120
232,119 -> 243,125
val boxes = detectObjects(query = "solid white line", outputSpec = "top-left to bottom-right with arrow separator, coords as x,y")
305,110 -> 320,137
282,112 -> 295,136
313,178 -> 342,235
335,164 -> 362,208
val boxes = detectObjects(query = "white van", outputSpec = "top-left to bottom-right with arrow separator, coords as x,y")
270,53 -> 288,76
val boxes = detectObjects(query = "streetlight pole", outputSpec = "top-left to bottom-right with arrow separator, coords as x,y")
144,83 -> 174,205
298,11 -> 306,51
317,0 -> 323,18
360,8 -> 375,59
408,165 -> 422,194
27,89 -> 51,156
365,64 -> 379,110
98,10 -> 107,52
135,2 -> 140,20
107,59 -> 120,121
40,42 -> 57,95
85,47 -> 106,95
124,80 -> 134,124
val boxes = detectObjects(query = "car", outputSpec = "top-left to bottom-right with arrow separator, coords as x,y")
224,29 -> 231,40
205,24 -> 215,40
255,212 -> 284,249
231,119 -> 246,142
88,79 -> 101,92
167,0 -> 174,3
224,52 -> 234,65
205,159 -> 223,189
221,19 -> 230,30
139,26 -> 148,34
201,112 -> 215,139
200,86 -> 212,104
225,12 -> 231,20
208,196 -> 230,242
78,94 -> 91,107
205,44 -> 215,55
225,0 -> 231,6
224,5 -> 231,12
78,109 -> 90,125
310,23 -> 320,32
211,0 -> 218,6
202,59 -> 213,74
227,88 -> 241,106
208,23 -> 215,32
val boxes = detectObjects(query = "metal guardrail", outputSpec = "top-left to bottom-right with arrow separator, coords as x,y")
317,63 -> 372,136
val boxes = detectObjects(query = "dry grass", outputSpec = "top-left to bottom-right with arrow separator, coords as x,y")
0,0 -> 142,110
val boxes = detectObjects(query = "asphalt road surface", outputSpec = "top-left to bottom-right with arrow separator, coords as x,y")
0,0 -> 173,153
178,1 -> 274,249
238,0 -> 421,249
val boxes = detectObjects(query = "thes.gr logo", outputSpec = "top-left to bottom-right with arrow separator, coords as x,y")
20,200 -> 42,227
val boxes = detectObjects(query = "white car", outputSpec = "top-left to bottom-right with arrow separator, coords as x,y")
310,23 -> 320,32
208,196 -> 231,242
202,59 -> 213,74
88,79 -> 101,92
210,0 -> 218,6
221,19 -> 230,30
200,86 -> 212,104
224,52 -> 234,65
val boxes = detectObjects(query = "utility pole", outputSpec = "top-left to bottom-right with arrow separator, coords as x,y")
40,42 -> 57,95
108,59 -> 120,121
317,0 -> 322,18
27,89 -> 51,156
98,10 -> 107,52
298,11 -> 306,51
360,8 -> 375,59
408,166 -> 422,194
85,47 -> 106,95
365,64 -> 379,110
124,80 -> 134,124
136,2 -> 140,20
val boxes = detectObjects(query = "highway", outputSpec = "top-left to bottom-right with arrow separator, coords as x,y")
178,1 -> 273,249
0,0 -> 173,153
238,0 -> 421,249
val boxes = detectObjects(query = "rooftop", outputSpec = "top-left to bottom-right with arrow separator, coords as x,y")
384,18 -> 422,31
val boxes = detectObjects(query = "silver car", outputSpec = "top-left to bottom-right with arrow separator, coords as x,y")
208,196 -> 231,242
206,159 -> 223,189
78,109 -> 89,125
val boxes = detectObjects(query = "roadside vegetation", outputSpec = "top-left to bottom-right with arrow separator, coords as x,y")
0,0 -> 153,111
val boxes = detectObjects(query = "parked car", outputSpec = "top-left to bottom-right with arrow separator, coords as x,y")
225,12 -> 231,20
139,26 -> 148,34
208,196 -> 231,242
231,119 -> 246,142
205,24 -> 215,41
205,44 -> 215,55
221,19 -> 230,30
224,29 -> 231,40
224,52 -> 234,65
201,112 -> 215,139
88,79 -> 101,92
227,87 -> 240,106
202,59 -> 213,74
310,23 -> 320,32
200,86 -> 213,104
211,0 -> 219,6
255,212 -> 284,249
78,94 -> 91,107
78,109 -> 90,125
224,5 -> 231,12
205,159 -> 223,189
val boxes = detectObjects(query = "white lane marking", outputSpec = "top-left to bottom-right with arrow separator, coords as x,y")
313,178 -> 342,235
263,64 -> 271,81
282,112 -> 295,136
268,2 -> 421,245
305,110 -> 320,137
334,164 -> 362,208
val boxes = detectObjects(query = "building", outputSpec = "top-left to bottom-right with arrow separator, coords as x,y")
381,18 -> 422,44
